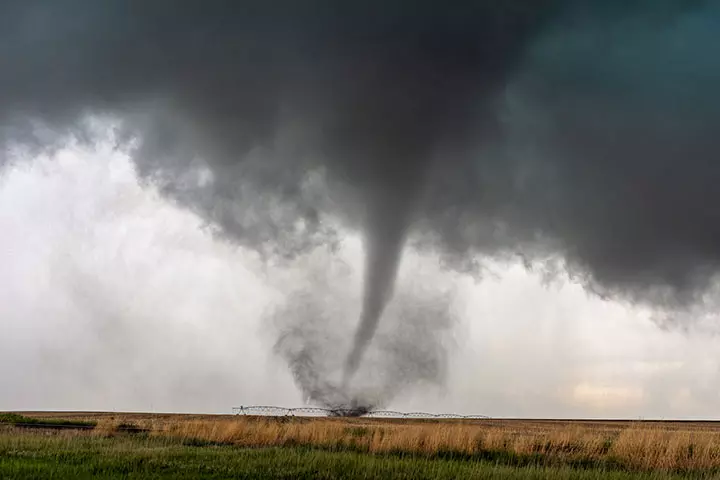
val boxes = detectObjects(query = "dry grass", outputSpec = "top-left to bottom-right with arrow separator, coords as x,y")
17,412 -> 720,472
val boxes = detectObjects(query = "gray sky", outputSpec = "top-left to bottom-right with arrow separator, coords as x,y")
2,120 -> 720,419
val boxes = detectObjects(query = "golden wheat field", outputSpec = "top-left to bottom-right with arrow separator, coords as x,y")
16,411 -> 720,472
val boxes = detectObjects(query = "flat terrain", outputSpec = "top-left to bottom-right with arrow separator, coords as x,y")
4,412 -> 720,478
20,410 -> 720,430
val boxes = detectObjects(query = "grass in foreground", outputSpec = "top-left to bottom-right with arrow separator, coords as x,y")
10,413 -> 720,475
100,415 -> 720,473
0,429 -> 705,480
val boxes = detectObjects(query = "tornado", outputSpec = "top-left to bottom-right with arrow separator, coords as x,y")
344,173 -> 426,384
2,0 -> 719,408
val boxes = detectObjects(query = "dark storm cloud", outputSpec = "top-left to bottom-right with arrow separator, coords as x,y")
418,1 -> 720,311
1,0 -> 719,400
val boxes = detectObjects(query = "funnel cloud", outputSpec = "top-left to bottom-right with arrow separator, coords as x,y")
269,253 -> 458,411
1,1 -> 720,408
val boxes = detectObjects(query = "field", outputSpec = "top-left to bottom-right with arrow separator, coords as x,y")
4,412 -> 720,478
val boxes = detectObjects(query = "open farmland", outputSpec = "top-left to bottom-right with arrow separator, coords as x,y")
3,413 -> 720,478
